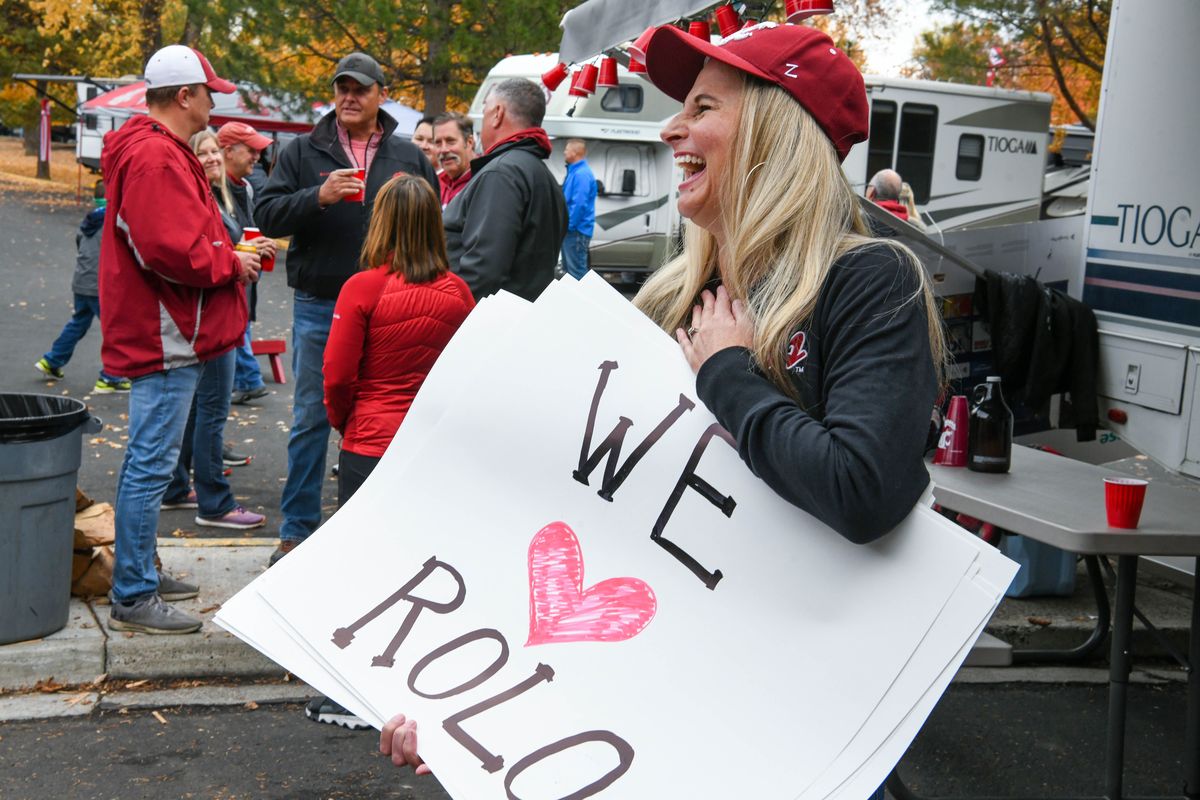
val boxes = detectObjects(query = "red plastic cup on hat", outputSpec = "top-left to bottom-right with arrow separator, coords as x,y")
688,20 -> 712,41
342,168 -> 366,203
1104,477 -> 1148,529
715,4 -> 741,37
628,26 -> 656,65
786,0 -> 836,21
933,395 -> 969,467
236,225 -> 272,272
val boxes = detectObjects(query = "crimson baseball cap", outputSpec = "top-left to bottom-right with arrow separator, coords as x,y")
144,45 -> 236,94
217,121 -> 272,151
644,22 -> 868,162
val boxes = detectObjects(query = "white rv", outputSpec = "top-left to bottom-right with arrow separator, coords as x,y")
472,54 -> 1052,277
1079,0 -> 1200,479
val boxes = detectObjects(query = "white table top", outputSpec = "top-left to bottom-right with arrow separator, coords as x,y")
928,444 -> 1200,556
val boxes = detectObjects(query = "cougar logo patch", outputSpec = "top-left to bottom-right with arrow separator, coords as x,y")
786,331 -> 808,372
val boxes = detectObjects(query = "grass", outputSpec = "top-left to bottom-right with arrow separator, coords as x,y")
0,137 -> 95,208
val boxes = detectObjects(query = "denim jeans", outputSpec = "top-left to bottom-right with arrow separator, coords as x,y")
44,294 -> 123,381
233,323 -> 265,392
166,348 -> 237,518
112,364 -> 202,603
279,290 -> 335,542
560,230 -> 590,280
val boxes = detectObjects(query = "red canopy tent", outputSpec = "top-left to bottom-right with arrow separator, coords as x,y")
79,81 -> 315,133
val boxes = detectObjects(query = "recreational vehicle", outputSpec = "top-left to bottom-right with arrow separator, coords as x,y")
471,54 -> 1052,277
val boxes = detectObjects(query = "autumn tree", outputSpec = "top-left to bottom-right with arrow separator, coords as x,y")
921,0 -> 1109,129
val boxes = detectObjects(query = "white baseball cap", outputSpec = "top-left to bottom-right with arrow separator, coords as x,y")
144,45 -> 236,94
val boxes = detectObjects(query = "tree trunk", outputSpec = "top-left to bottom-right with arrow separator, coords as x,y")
421,83 -> 450,116
140,0 -> 167,68
180,6 -> 202,46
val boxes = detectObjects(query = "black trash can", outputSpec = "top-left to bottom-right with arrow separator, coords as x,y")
0,394 -> 102,645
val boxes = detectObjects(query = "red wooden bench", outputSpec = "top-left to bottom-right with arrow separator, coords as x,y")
250,339 -> 287,384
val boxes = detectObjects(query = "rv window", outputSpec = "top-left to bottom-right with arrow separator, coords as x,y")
896,103 -> 937,204
956,134 -> 984,181
865,100 -> 897,183
600,86 -> 644,113
84,113 -> 98,131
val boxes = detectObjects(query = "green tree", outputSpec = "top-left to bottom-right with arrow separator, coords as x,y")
924,0 -> 1109,129
185,0 -> 574,114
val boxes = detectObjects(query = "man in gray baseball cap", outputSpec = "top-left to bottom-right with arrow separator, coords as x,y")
331,52 -> 386,86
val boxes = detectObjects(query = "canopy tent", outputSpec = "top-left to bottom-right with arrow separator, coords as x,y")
558,0 -> 726,63
81,81 -> 315,133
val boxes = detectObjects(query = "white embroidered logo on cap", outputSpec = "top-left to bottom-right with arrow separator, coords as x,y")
784,63 -> 800,78
722,20 -> 778,43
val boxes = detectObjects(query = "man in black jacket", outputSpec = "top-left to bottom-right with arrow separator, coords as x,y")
255,52 -> 437,565
444,77 -> 567,301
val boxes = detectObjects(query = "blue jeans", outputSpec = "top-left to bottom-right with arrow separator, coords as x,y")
166,348 -> 237,518
44,294 -> 123,381
233,323 -> 265,392
279,290 -> 335,542
112,364 -> 202,603
561,230 -> 590,280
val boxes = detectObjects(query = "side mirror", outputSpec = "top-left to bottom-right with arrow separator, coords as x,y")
621,169 -> 636,194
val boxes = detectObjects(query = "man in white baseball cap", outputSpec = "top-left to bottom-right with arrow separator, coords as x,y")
98,45 -> 261,635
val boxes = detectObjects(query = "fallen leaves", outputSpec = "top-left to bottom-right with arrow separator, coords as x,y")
1027,616 -> 1053,627
151,710 -> 168,725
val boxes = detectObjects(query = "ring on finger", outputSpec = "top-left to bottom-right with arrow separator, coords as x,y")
687,326 -> 699,338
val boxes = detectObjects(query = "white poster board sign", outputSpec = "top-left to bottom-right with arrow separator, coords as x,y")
219,276 -> 1015,799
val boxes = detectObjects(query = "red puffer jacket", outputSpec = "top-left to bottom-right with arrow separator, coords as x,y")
323,266 -> 475,457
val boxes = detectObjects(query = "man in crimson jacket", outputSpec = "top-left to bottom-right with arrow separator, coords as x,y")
99,45 -> 260,634
443,78 -> 567,301
865,168 -> 909,222
254,53 -> 437,565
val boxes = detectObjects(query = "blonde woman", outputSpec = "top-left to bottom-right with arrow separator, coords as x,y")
380,23 -> 947,781
633,23 -> 945,547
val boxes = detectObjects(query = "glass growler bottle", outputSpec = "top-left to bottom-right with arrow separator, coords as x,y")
967,376 -> 1013,473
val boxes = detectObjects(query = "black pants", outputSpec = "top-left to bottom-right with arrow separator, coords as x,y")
337,449 -> 381,507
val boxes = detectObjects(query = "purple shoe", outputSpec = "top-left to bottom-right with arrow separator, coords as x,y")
195,506 -> 266,530
161,490 -> 199,510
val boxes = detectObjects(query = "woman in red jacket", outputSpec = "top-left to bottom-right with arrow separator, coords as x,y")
323,173 -> 475,506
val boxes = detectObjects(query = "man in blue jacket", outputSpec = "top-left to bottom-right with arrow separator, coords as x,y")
560,139 -> 597,280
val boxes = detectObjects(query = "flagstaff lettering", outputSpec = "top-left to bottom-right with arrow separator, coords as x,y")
575,360 -> 736,590
333,556 -> 636,799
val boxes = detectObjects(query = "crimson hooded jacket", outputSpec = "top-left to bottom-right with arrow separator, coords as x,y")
98,115 -> 247,378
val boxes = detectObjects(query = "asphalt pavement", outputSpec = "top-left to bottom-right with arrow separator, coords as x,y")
0,178 -> 338,542
0,681 -> 1190,799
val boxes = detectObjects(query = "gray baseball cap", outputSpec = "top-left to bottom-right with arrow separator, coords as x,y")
331,52 -> 385,87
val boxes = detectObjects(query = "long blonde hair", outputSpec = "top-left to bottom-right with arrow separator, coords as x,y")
359,173 -> 449,283
188,129 -> 233,215
635,77 -> 946,398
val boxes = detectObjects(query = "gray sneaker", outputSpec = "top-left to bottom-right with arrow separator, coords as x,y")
158,571 -> 200,602
109,593 -> 202,634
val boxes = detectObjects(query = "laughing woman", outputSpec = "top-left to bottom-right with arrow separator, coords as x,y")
379,24 -> 946,786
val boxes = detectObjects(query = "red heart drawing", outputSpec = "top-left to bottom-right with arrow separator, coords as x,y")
526,521 -> 657,647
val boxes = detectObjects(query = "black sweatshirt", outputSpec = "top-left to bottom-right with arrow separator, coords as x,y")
696,244 -> 937,544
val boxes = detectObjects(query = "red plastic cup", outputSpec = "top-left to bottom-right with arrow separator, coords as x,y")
715,4 -> 741,37
343,168 -> 366,203
688,20 -> 711,41
1104,477 -> 1148,529
933,395 -> 969,467
241,226 -> 274,272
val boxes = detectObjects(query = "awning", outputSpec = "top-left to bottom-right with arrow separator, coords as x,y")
558,0 -> 716,63
80,81 -> 315,134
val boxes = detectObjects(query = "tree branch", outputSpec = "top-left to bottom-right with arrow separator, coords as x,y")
1087,0 -> 1108,45
1052,14 -> 1103,74
1039,17 -> 1094,129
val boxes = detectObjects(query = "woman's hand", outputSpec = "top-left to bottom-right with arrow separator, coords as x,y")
380,713 -> 432,775
676,285 -> 753,373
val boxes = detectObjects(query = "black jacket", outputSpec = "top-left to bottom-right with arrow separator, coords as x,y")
695,245 -> 938,545
255,110 -> 438,300
974,270 -> 1099,441
443,137 -> 567,301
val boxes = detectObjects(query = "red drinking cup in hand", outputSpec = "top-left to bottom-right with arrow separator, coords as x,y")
343,168 -> 366,203
241,226 -> 273,272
